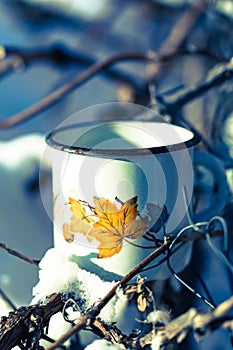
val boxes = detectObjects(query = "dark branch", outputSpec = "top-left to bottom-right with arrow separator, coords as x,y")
0,242 -> 39,266
0,294 -> 64,350
0,51 -> 157,129
158,60 -> 233,114
0,289 -> 16,311
0,0 -> 210,129
2,44 -> 140,89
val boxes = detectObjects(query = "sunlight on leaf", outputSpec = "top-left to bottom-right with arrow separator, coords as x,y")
69,197 -> 94,225
63,195 -> 149,257
63,222 -> 74,243
137,293 -> 148,312
89,196 -> 149,258
63,197 -> 94,243
125,276 -> 153,312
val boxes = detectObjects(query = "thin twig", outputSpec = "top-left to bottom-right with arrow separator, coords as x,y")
0,288 -> 16,311
0,242 -> 39,266
0,1 -> 210,129
158,0 -> 209,58
2,44 -> 139,89
45,314 -> 89,350
145,0 -> 209,87
159,59 -> 233,113
140,295 -> 233,348
0,52 -> 157,129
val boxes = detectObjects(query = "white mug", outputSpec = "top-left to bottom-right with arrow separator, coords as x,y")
45,103 -> 227,280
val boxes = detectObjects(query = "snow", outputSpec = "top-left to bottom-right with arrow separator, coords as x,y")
22,0 -> 112,20
84,339 -> 120,349
31,248 -> 127,347
0,134 -> 53,305
145,309 -> 170,325
151,335 -> 163,350
32,248 -> 126,322
0,295 -> 11,318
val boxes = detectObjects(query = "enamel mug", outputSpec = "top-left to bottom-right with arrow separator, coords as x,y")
45,103 -> 228,280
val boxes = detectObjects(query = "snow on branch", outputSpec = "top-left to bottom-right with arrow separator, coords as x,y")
1,288 -> 233,349
141,296 -> 233,349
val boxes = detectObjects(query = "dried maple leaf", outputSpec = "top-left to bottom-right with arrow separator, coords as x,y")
63,222 -> 74,243
137,293 -> 149,312
69,197 -> 94,226
125,276 -> 153,312
89,196 -> 149,258
63,197 -> 95,243
146,203 -> 169,233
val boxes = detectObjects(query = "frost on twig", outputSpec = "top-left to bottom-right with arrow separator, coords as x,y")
2,291 -> 232,350
1,235 -> 233,350
142,296 -> 233,349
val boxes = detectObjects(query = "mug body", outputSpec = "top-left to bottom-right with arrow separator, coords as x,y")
47,116 -> 199,280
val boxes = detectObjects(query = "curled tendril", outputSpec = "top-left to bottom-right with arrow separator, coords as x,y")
205,216 -> 233,274
62,298 -> 84,323
166,223 -> 216,309
166,187 -> 232,309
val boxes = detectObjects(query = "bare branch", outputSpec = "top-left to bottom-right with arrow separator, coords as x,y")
0,228 -> 230,349
44,228 -> 230,350
0,0 -> 210,129
0,52 -> 157,129
158,59 -> 233,114
158,0 -> 209,58
0,293 -> 64,350
1,44 -> 140,90
146,0 -> 209,88
0,288 -> 16,311
2,288 -> 232,350
140,296 -> 233,348
0,242 -> 39,266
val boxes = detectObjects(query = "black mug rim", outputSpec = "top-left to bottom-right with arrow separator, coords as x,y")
46,121 -> 200,158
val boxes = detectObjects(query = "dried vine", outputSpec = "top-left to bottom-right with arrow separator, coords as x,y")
0,227 -> 231,349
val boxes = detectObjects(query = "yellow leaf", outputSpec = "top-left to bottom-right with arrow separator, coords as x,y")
137,294 -> 147,312
98,243 -> 122,259
121,196 -> 138,224
93,197 -> 121,230
89,225 -> 122,257
89,196 -> 149,258
63,223 -> 74,243
66,197 -> 95,242
70,215 -> 94,242
69,197 -> 94,225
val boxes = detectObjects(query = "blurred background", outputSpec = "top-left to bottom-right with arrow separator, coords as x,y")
0,0 -> 233,349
